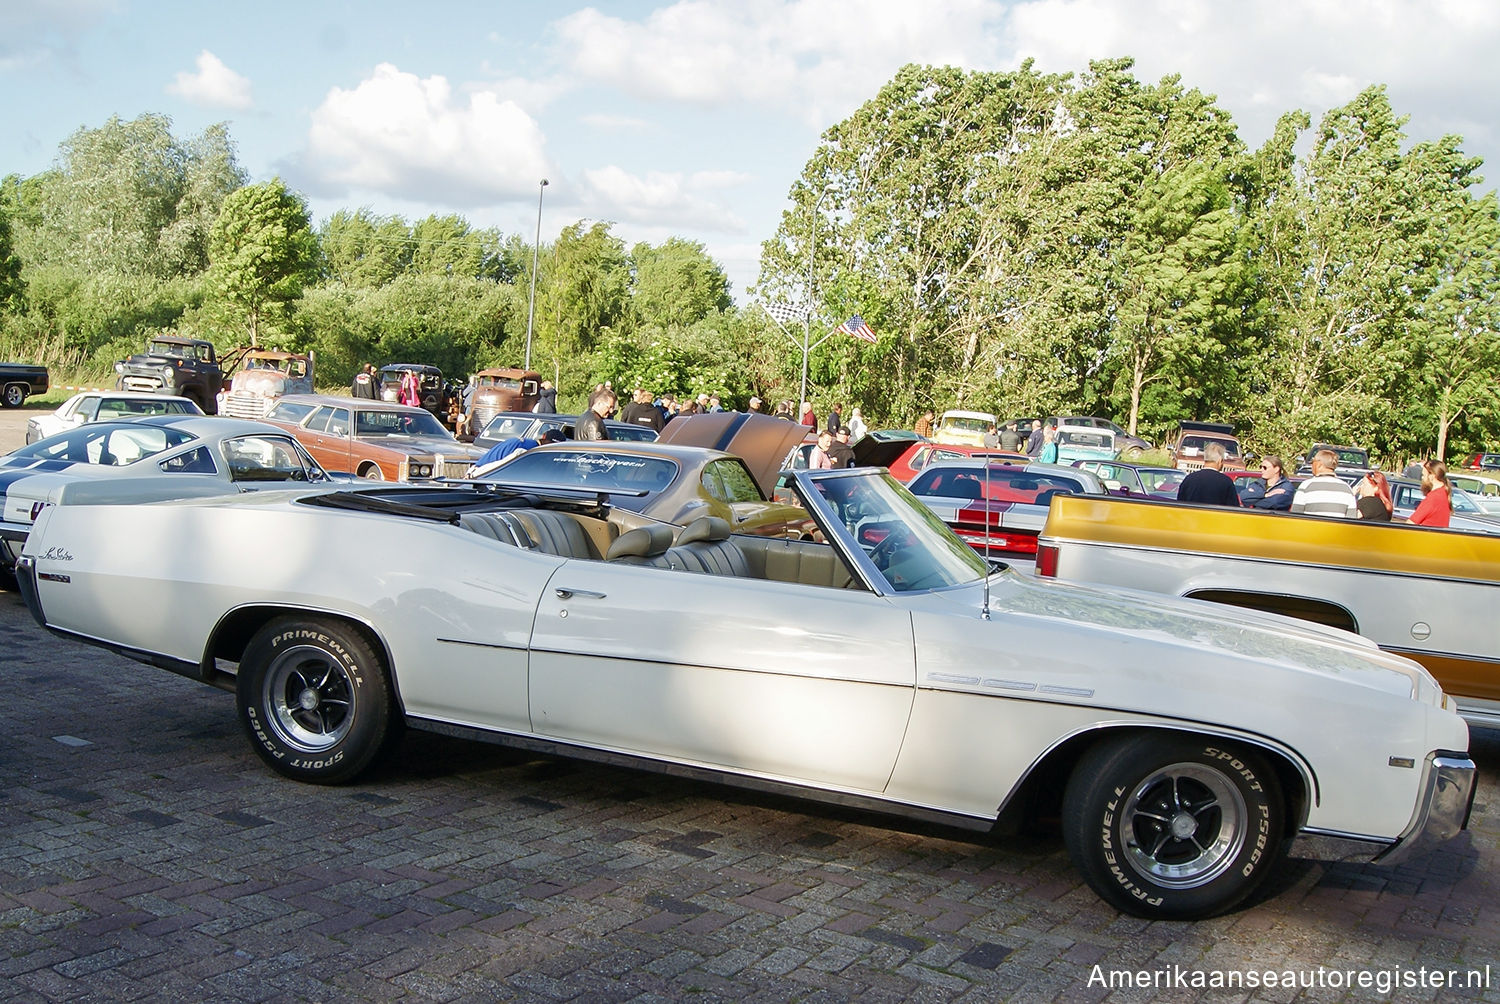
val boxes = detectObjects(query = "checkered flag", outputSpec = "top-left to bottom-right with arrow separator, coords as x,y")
761,301 -> 808,325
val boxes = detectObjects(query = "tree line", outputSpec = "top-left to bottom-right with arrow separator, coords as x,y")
758,58 -> 1500,463
2,57 -> 1497,462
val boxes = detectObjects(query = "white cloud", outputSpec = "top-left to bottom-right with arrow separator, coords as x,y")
554,0 -> 1005,125
166,50 -> 253,109
300,63 -> 551,205
580,112 -> 651,131
580,165 -> 748,230
1000,0 -> 1500,152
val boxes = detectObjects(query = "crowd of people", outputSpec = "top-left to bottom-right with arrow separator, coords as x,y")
356,366 -> 1466,530
1170,445 -> 1454,528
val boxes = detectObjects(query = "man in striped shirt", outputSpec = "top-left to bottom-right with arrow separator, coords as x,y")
1291,449 -> 1359,518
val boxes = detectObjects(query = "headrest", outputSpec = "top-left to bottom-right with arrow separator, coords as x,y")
605,524 -> 673,559
675,516 -> 732,546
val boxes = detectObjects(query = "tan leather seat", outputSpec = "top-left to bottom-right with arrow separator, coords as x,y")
606,524 -> 673,564
661,517 -> 751,576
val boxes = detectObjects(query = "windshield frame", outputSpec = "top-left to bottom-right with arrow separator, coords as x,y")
789,467 -> 990,595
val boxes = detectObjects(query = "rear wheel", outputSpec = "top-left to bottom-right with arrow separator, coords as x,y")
2,384 -> 25,408
236,616 -> 396,784
1062,734 -> 1284,919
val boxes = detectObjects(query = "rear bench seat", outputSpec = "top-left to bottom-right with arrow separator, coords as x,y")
605,516 -> 751,577
458,509 -> 602,559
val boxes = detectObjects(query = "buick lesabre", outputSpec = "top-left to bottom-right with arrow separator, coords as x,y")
15,468 -> 1476,919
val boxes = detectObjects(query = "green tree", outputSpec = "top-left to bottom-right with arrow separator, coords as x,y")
530,221 -> 629,379
320,208 -> 411,286
409,214 -> 502,279
0,201 -> 23,312
207,179 -> 321,345
1105,161 -> 1255,436
1244,88 -> 1483,459
759,62 -> 1073,421
21,114 -> 245,278
629,238 -> 731,329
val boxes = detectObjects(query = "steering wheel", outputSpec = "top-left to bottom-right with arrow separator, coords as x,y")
867,523 -> 912,570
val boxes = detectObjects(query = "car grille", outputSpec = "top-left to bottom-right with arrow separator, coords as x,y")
120,376 -> 164,393
223,392 -> 272,419
436,458 -> 473,478
470,406 -> 500,431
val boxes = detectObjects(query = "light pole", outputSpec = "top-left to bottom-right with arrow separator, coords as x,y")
800,188 -> 826,411
524,178 -> 549,371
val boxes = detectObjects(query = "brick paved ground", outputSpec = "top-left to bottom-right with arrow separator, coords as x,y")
3,583 -> 1500,999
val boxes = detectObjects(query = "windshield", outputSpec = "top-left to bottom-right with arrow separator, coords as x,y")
939,415 -> 991,434
909,465 -> 1088,503
1056,430 -> 1113,448
17,423 -> 197,465
355,409 -> 450,438
221,435 -> 328,482
798,469 -> 988,592
1180,435 -> 1240,459
480,449 -> 678,509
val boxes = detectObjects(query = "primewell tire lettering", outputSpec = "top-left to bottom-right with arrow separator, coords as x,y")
236,616 -> 393,785
1064,735 -> 1286,920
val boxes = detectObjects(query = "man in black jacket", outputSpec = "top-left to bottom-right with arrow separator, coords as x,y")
826,426 -> 856,468
1176,442 -> 1240,506
574,388 -> 616,441
619,388 -> 664,431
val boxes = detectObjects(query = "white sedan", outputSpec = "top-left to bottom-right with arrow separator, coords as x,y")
1,415 -> 337,578
15,466 -> 1475,920
25,390 -> 202,444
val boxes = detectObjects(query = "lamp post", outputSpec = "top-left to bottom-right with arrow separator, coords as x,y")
524,178 -> 549,371
800,188 -> 827,411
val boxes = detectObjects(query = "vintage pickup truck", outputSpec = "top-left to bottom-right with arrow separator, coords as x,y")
0,361 -> 49,408
1036,494 -> 1500,728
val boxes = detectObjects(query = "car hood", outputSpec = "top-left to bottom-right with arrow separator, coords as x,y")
918,569 -> 1443,707
357,436 -> 488,460
656,413 -> 810,496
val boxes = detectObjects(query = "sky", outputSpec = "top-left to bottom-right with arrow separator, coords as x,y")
5,0 -> 1500,303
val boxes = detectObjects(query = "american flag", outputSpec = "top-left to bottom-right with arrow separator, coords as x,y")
837,314 -> 877,343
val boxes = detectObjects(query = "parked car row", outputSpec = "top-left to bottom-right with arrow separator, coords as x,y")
12,434 -> 1477,921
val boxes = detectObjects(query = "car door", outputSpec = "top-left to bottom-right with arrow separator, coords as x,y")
528,561 -> 916,793
305,406 -> 353,473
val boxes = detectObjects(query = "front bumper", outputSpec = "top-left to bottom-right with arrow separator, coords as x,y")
1376,752 -> 1478,865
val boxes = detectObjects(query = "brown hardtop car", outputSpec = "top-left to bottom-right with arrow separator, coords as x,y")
480,415 -> 816,538
263,393 -> 486,481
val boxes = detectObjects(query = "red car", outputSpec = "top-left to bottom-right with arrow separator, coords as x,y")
886,442 -> 1029,483
1460,452 -> 1500,471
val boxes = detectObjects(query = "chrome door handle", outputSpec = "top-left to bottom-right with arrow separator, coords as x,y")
555,587 -> 607,600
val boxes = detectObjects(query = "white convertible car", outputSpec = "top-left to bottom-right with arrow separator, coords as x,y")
15,467 -> 1476,920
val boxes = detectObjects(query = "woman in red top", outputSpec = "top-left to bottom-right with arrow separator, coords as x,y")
1409,459 -> 1453,528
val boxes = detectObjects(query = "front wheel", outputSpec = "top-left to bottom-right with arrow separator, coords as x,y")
2,384 -> 25,408
1063,734 -> 1284,919
359,463 -> 384,480
236,616 -> 396,784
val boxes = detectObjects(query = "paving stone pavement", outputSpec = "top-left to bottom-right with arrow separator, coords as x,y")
2,590 -> 1499,1003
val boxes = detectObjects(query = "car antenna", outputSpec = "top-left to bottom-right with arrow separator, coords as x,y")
981,457 -> 992,621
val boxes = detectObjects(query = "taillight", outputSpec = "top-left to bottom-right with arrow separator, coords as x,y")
953,522 -> 1038,555
1035,541 -> 1060,577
